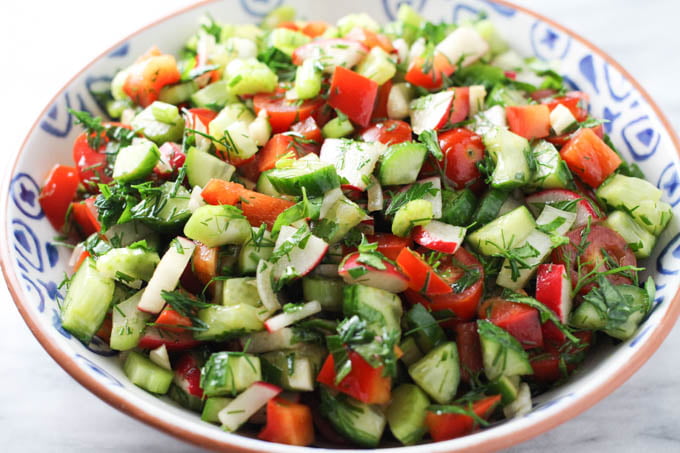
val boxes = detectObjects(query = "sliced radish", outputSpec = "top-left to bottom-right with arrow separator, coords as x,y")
367,175 -> 383,212
187,185 -> 205,213
536,263 -> 573,343
416,176 -> 442,218
409,90 -> 454,134
535,205 -> 576,236
271,226 -> 329,280
264,300 -> 322,332
338,252 -> 409,293
435,26 -> 489,68
319,139 -> 385,191
413,221 -> 467,254
218,381 -> 282,431
149,344 -> 171,370
240,328 -> 299,353
69,242 -> 87,268
138,237 -> 195,314
292,39 -> 368,72
525,189 -> 603,228
137,327 -> 202,351
320,187 -> 344,219
256,260 -> 281,314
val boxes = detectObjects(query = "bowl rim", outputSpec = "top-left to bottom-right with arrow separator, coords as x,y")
2,0 -> 679,452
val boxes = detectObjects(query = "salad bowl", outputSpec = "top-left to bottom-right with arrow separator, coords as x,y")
2,0 -> 680,452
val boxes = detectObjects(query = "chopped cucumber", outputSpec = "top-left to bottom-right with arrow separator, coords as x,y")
222,277 -> 262,307
266,156 -> 341,196
267,27 -> 310,56
131,101 -> 185,144
194,304 -> 264,341
302,276 -> 344,311
343,284 -> 403,337
496,229 -> 553,290
322,115 -> 355,138
319,139 -> 386,191
96,247 -> 160,282
408,342 -> 460,404
399,336 -> 424,367
378,142 -> 427,186
168,383 -> 204,412
113,138 -> 160,182
110,290 -> 150,351
159,80 -> 198,105
629,200 -> 672,236
200,351 -> 262,397
131,182 -> 192,232
256,170 -> 285,197
295,58 -> 323,100
191,80 -> 238,110
320,389 -> 386,448
201,397 -> 233,423
185,147 -> 236,188
468,206 -> 536,256
183,205 -> 251,247
357,46 -> 397,85
225,58 -> 278,95
404,304 -> 446,353
386,384 -> 430,445
392,199 -> 433,237
261,346 -> 325,391
482,127 -> 531,190
488,375 -> 520,405
313,198 -> 365,244
124,351 -> 174,394
471,189 -> 509,229
477,319 -> 532,380
60,258 -> 115,343
604,210 -> 656,258
530,141 -> 572,189
238,227 -> 275,274
486,85 -> 527,108
441,188 -> 477,227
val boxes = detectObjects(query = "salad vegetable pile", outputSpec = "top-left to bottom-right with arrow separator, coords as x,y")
41,4 -> 671,447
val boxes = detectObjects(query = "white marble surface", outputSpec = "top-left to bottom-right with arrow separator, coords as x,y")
1,1 -> 679,451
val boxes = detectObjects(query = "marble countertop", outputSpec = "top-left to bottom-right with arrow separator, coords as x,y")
1,1 -> 678,451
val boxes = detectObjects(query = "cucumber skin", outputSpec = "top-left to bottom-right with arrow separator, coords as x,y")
200,352 -> 262,397
201,397 -> 233,423
124,351 -> 174,394
471,189 -> 508,230
468,205 -> 536,256
378,142 -> 427,186
386,384 -> 430,445
343,284 -> 403,338
266,163 -> 341,196
194,304 -> 264,341
441,188 -> 477,227
183,205 -> 251,247
185,147 -> 236,188
60,258 -> 116,343
302,276 -> 344,311
408,342 -> 460,404
404,304 -> 446,353
320,389 -> 386,448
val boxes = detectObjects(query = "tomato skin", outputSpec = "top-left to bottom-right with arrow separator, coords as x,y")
425,395 -> 501,442
560,128 -> 621,187
545,91 -> 589,122
70,196 -> 101,237
397,248 -> 453,295
506,104 -> 551,139
328,66 -> 378,127
449,87 -> 470,124
317,351 -> 391,404
123,51 -> 181,107
371,80 -> 393,121
72,122 -> 133,189
404,248 -> 484,321
201,180 -> 246,206
405,53 -> 455,90
438,128 -> 485,191
155,307 -> 193,333
258,398 -> 315,446
346,233 -> 412,261
137,327 -> 202,351
39,165 -> 80,231
478,298 -> 544,349
359,120 -> 412,145
552,224 -> 637,295
254,90 -> 325,133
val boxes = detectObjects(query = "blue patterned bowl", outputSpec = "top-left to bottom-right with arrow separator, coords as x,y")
2,1 -> 679,451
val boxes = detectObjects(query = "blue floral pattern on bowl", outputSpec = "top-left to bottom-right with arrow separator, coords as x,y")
3,0 -> 679,450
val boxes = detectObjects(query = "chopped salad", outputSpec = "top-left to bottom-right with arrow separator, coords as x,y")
40,4 -> 671,448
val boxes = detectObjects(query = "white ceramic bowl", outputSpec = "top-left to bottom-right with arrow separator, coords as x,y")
2,1 -> 680,451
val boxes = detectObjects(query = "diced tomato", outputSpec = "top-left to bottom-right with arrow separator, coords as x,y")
455,322 -> 484,382
200,179 -> 246,206
186,107 -> 218,128
545,94 -> 588,122
371,80 -> 393,121
302,21 -> 329,38
359,119 -> 412,145
137,327 -> 202,351
404,248 -> 484,321
359,234 -> 412,261
254,90 -> 325,133
155,307 -> 193,333
504,71 -> 516,80
479,298 -> 544,349
449,87 -> 470,124
276,21 -> 300,31
317,351 -> 391,404
174,352 -> 204,398
39,165 -> 80,231
506,104 -> 551,140
291,116 -> 323,144
560,127 -> 622,187
438,128 -> 485,191
328,66 -> 378,127
405,53 -> 456,90
425,395 -> 501,442
72,122 -> 132,189
123,48 -> 181,107
396,248 -> 453,296
344,27 -> 395,53
258,397 -> 315,446
547,123 -> 604,148
530,353 -> 562,382
70,197 -> 101,236
552,224 -> 636,295
240,190 -> 296,228
256,134 -> 304,174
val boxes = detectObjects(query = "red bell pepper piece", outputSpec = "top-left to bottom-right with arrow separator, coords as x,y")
396,248 -> 453,296
258,397 -> 315,446
39,165 -> 80,231
200,179 -> 246,206
290,116 -> 323,144
317,351 -> 391,404
70,196 -> 101,237
154,307 -> 193,333
425,395 -> 501,442
239,190 -> 296,228
405,53 -> 456,90
328,66 -> 378,127
254,90 -> 325,134
371,80 -> 393,121
455,322 -> 484,383
560,127 -> 622,187
479,298 -> 544,349
506,104 -> 551,140
448,87 -> 470,124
